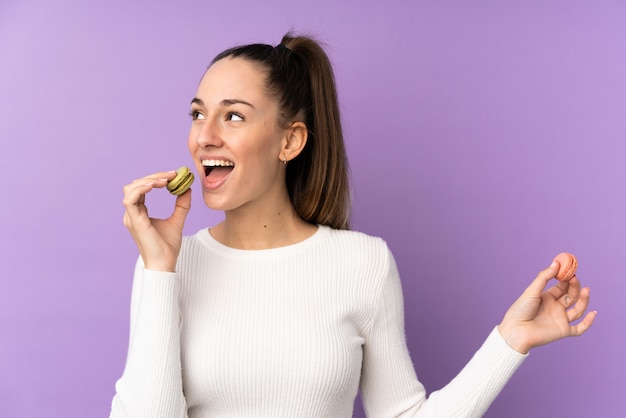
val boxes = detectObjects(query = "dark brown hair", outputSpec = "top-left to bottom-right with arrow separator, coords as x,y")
211,33 -> 351,230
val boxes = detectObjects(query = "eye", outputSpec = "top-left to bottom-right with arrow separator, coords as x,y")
188,110 -> 206,120
226,112 -> 244,122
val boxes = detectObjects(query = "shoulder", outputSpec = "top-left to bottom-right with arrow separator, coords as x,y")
323,228 -> 403,321
322,226 -> 394,272
325,227 -> 388,251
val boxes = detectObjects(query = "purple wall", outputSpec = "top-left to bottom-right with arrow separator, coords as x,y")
1,0 -> 623,416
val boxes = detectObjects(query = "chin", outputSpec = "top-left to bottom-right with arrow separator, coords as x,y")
202,193 -> 236,212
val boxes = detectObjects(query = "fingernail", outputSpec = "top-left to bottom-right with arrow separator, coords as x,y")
549,260 -> 557,268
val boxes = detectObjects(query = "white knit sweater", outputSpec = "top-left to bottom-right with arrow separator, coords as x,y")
110,225 -> 526,417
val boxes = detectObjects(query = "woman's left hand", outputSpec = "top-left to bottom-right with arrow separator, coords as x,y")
497,260 -> 597,354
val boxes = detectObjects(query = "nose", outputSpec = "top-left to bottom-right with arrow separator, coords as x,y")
193,117 -> 224,149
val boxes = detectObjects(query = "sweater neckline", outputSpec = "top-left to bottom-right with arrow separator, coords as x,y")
194,224 -> 330,259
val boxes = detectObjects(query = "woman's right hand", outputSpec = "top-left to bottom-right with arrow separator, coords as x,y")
122,171 -> 192,272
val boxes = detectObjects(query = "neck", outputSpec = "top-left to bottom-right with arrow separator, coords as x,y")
210,199 -> 317,250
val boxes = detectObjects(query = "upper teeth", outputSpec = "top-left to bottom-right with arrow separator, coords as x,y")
201,160 -> 234,167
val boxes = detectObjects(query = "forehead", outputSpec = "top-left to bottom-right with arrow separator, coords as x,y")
196,57 -> 269,103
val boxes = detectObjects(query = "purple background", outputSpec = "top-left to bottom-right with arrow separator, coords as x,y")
1,0 -> 624,416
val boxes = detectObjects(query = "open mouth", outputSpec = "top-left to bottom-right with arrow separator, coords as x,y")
201,159 -> 235,183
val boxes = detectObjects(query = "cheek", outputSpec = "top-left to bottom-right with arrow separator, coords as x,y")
241,131 -> 282,160
187,132 -> 197,154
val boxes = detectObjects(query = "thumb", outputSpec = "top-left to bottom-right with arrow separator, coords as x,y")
169,188 -> 192,228
521,259 -> 559,298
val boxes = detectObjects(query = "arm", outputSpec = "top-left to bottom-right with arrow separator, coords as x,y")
110,261 -> 187,418
360,248 -> 526,418
111,171 -> 193,417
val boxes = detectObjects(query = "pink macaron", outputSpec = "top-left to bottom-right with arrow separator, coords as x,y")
553,252 -> 578,281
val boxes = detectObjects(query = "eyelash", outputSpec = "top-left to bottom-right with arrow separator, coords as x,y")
226,112 -> 244,122
188,110 -> 202,120
187,110 -> 244,122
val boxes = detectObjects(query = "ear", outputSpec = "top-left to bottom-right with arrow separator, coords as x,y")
280,121 -> 308,163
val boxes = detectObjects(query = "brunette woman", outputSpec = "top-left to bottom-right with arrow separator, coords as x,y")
111,33 -> 595,418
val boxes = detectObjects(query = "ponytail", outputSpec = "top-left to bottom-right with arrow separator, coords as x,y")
211,33 -> 351,230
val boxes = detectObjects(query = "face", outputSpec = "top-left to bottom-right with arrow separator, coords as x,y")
188,57 -> 288,212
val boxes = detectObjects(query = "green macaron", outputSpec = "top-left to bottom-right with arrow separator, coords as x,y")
166,166 -> 194,196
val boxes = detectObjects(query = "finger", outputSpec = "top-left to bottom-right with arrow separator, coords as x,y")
124,175 -> 174,200
521,261 -> 560,298
125,169 -> 177,189
556,275 -> 582,308
546,279 -> 569,300
123,178 -> 167,210
122,179 -> 171,227
130,170 -> 177,185
169,188 -> 192,228
568,309 -> 597,337
566,286 -> 591,322
124,171 -> 177,207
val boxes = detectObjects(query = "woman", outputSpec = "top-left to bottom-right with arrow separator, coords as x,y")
111,33 -> 596,417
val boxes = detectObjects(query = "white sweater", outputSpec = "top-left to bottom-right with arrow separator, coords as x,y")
110,225 -> 526,417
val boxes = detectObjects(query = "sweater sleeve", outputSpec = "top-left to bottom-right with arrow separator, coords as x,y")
359,247 -> 527,418
110,258 -> 188,418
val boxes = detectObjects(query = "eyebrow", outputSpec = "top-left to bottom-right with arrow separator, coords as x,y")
190,97 -> 255,109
